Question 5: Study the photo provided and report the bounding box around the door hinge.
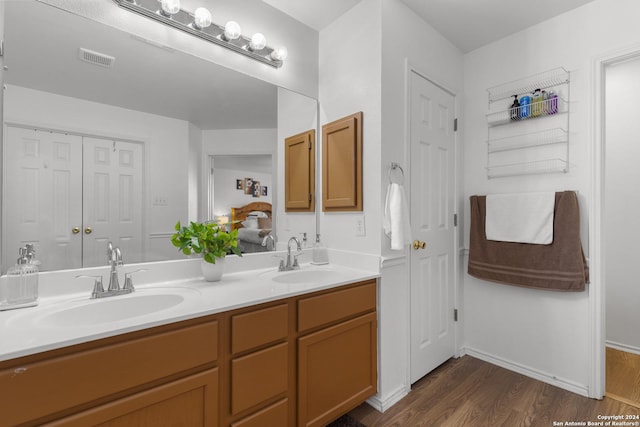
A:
[454,309,458,322]
[308,193,312,202]
[453,213,458,227]
[309,140,312,149]
[454,118,458,132]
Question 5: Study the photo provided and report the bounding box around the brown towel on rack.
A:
[468,191,588,291]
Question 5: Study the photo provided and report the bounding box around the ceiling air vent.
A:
[78,48,115,68]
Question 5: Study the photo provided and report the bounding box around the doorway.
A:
[409,70,457,383]
[603,55,640,407]
[2,125,144,272]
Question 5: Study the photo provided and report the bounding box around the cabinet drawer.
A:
[231,342,288,415]
[231,398,288,427]
[231,303,288,355]
[49,368,219,427]
[298,281,376,333]
[0,319,218,426]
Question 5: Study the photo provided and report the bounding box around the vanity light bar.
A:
[112,0,285,68]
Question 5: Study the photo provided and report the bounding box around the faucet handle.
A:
[272,255,286,271]
[76,275,104,299]
[123,269,147,292]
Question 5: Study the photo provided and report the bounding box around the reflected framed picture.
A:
[261,186,268,196]
[236,179,244,190]
[244,177,253,194]
[252,181,261,198]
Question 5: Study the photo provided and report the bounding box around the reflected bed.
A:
[231,201,273,253]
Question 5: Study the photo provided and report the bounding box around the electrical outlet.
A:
[153,196,168,206]
[355,214,366,237]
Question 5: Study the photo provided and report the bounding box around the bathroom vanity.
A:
[0,262,378,427]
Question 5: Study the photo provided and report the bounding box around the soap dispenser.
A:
[311,234,329,265]
[1,246,39,310]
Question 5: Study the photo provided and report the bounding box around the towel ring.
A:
[388,162,405,185]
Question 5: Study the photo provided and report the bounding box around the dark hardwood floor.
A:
[348,355,640,426]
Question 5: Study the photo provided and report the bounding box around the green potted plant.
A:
[171,221,242,281]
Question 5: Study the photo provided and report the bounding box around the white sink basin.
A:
[8,287,202,329]
[271,269,344,284]
[37,293,185,327]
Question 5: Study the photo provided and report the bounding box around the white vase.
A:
[201,257,225,282]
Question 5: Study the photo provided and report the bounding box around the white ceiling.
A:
[263,0,598,52]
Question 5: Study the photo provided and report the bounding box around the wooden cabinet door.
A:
[322,112,363,211]
[284,129,315,212]
[298,312,377,427]
[50,368,219,427]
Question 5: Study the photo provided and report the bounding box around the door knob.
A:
[72,227,80,234]
[84,227,93,234]
[413,240,426,250]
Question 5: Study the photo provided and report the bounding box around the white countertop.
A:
[0,262,379,362]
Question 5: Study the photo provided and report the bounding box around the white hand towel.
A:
[384,183,412,250]
[485,192,555,244]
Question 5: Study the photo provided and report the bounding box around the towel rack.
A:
[388,162,405,184]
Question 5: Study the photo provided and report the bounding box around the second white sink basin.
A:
[271,269,344,284]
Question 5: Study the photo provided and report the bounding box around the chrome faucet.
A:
[282,236,302,271]
[107,242,123,292]
[77,243,146,299]
[262,234,275,251]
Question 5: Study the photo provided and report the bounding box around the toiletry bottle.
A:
[531,89,542,117]
[509,95,520,121]
[311,234,329,265]
[519,94,531,118]
[24,244,40,305]
[2,247,39,310]
[541,90,548,114]
[548,90,558,114]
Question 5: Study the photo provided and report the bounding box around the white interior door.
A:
[3,126,83,272]
[409,71,456,383]
[82,137,143,267]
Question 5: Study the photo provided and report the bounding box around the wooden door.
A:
[321,112,363,211]
[284,129,315,212]
[82,137,143,267]
[2,126,82,272]
[297,312,377,427]
[409,71,456,383]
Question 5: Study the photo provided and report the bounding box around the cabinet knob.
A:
[84,227,93,234]
[72,227,80,234]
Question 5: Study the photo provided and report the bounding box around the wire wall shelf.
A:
[485,66,570,179]
[487,159,568,179]
[487,128,568,153]
[487,95,567,127]
[487,67,570,103]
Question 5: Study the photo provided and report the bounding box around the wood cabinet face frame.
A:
[322,112,363,211]
[284,129,316,212]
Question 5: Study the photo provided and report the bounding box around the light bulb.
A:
[193,7,212,29]
[223,21,241,41]
[270,46,288,61]
[249,33,266,51]
[160,0,180,16]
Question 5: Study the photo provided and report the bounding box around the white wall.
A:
[462,0,640,397]
[38,0,319,99]
[319,0,382,257]
[604,56,640,354]
[4,85,190,263]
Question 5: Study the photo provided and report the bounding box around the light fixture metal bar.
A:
[113,0,283,68]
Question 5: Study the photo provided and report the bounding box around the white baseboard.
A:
[606,340,640,356]
[366,384,410,413]
[464,347,590,397]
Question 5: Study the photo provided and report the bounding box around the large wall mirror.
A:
[1,1,318,273]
